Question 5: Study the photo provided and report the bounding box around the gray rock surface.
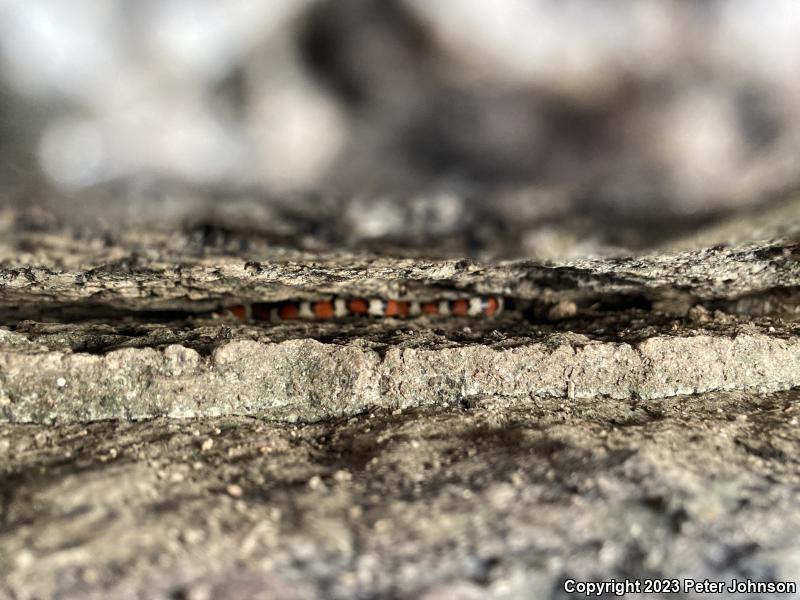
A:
[1,324,800,425]
[2,392,799,599]
[2,205,799,309]
[4,4,800,594]
[1,214,799,598]
[0,215,798,425]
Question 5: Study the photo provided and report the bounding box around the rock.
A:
[1,393,798,599]
[1,211,799,598]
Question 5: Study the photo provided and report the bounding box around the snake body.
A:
[217,296,504,322]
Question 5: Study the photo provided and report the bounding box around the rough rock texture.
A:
[2,324,800,425]
[1,212,799,598]
[5,4,800,594]
[2,205,800,310]
[2,393,799,599]
[1,214,799,424]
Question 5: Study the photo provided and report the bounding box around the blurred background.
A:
[1,0,800,258]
